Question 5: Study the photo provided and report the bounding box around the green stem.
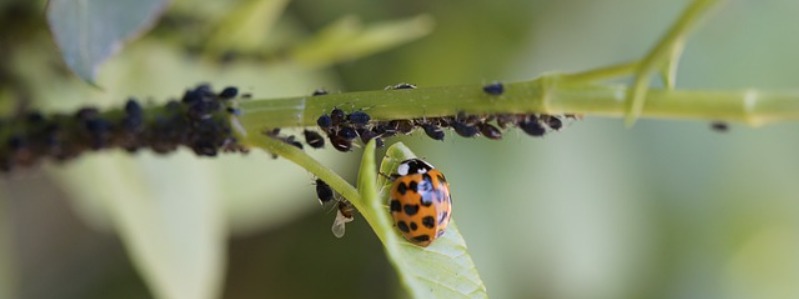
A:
[237,76,799,129]
[625,0,721,125]
[244,133,394,230]
[558,61,638,82]
[244,133,361,204]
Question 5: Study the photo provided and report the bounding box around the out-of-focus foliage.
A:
[47,0,170,83]
[3,0,799,299]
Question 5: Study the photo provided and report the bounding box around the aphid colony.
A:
[291,109,569,153]
[0,84,245,171]
[264,82,574,153]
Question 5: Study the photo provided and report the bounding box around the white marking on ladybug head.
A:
[397,162,411,176]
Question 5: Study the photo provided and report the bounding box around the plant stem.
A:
[625,0,721,125]
[236,76,799,129]
[244,131,387,240]
[559,61,638,82]
[244,133,361,206]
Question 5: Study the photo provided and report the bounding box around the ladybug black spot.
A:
[435,190,446,203]
[390,199,402,212]
[397,221,410,233]
[412,235,431,243]
[397,182,408,195]
[403,204,420,216]
[422,173,433,185]
[407,181,418,193]
[421,216,435,229]
[420,194,434,207]
[410,222,418,231]
[439,211,448,224]
[436,174,447,183]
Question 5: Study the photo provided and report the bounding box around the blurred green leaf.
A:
[46,0,169,84]
[205,0,291,54]
[14,36,337,299]
[291,14,434,68]
[49,152,226,299]
[359,142,487,299]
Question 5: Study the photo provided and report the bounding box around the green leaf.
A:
[205,0,291,54]
[290,14,434,68]
[359,142,488,299]
[46,0,169,84]
[48,152,226,299]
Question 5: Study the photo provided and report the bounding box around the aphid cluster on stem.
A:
[266,85,578,154]
[312,106,381,152]
[0,84,247,172]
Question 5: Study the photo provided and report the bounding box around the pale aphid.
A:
[331,200,354,238]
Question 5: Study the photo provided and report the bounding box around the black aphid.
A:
[347,111,371,126]
[303,130,325,148]
[519,116,546,137]
[478,123,502,140]
[422,124,445,141]
[317,114,332,131]
[338,127,358,140]
[315,178,334,205]
[452,121,478,138]
[330,108,346,125]
[483,81,504,95]
[218,87,239,99]
[312,88,329,96]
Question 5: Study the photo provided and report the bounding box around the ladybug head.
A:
[396,158,435,176]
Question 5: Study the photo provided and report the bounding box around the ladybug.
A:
[388,158,452,247]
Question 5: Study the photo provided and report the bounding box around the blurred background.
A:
[2,0,799,298]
